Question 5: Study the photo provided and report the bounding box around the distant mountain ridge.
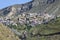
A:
[0,0,56,17]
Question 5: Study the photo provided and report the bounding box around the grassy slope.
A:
[30,17,60,35]
[0,23,20,40]
[28,17,60,40]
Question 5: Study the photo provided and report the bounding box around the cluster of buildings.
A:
[18,12,55,26]
[0,17,17,26]
[0,12,55,26]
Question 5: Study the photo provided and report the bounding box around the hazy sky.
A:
[0,0,32,9]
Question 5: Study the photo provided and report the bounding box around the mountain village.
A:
[0,12,56,26]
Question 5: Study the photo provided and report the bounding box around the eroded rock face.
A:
[0,0,56,17]
[0,0,33,17]
[0,6,12,16]
[47,0,55,4]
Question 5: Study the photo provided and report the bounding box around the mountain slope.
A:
[0,0,60,40]
[0,0,57,17]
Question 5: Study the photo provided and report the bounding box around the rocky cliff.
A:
[0,0,57,17]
